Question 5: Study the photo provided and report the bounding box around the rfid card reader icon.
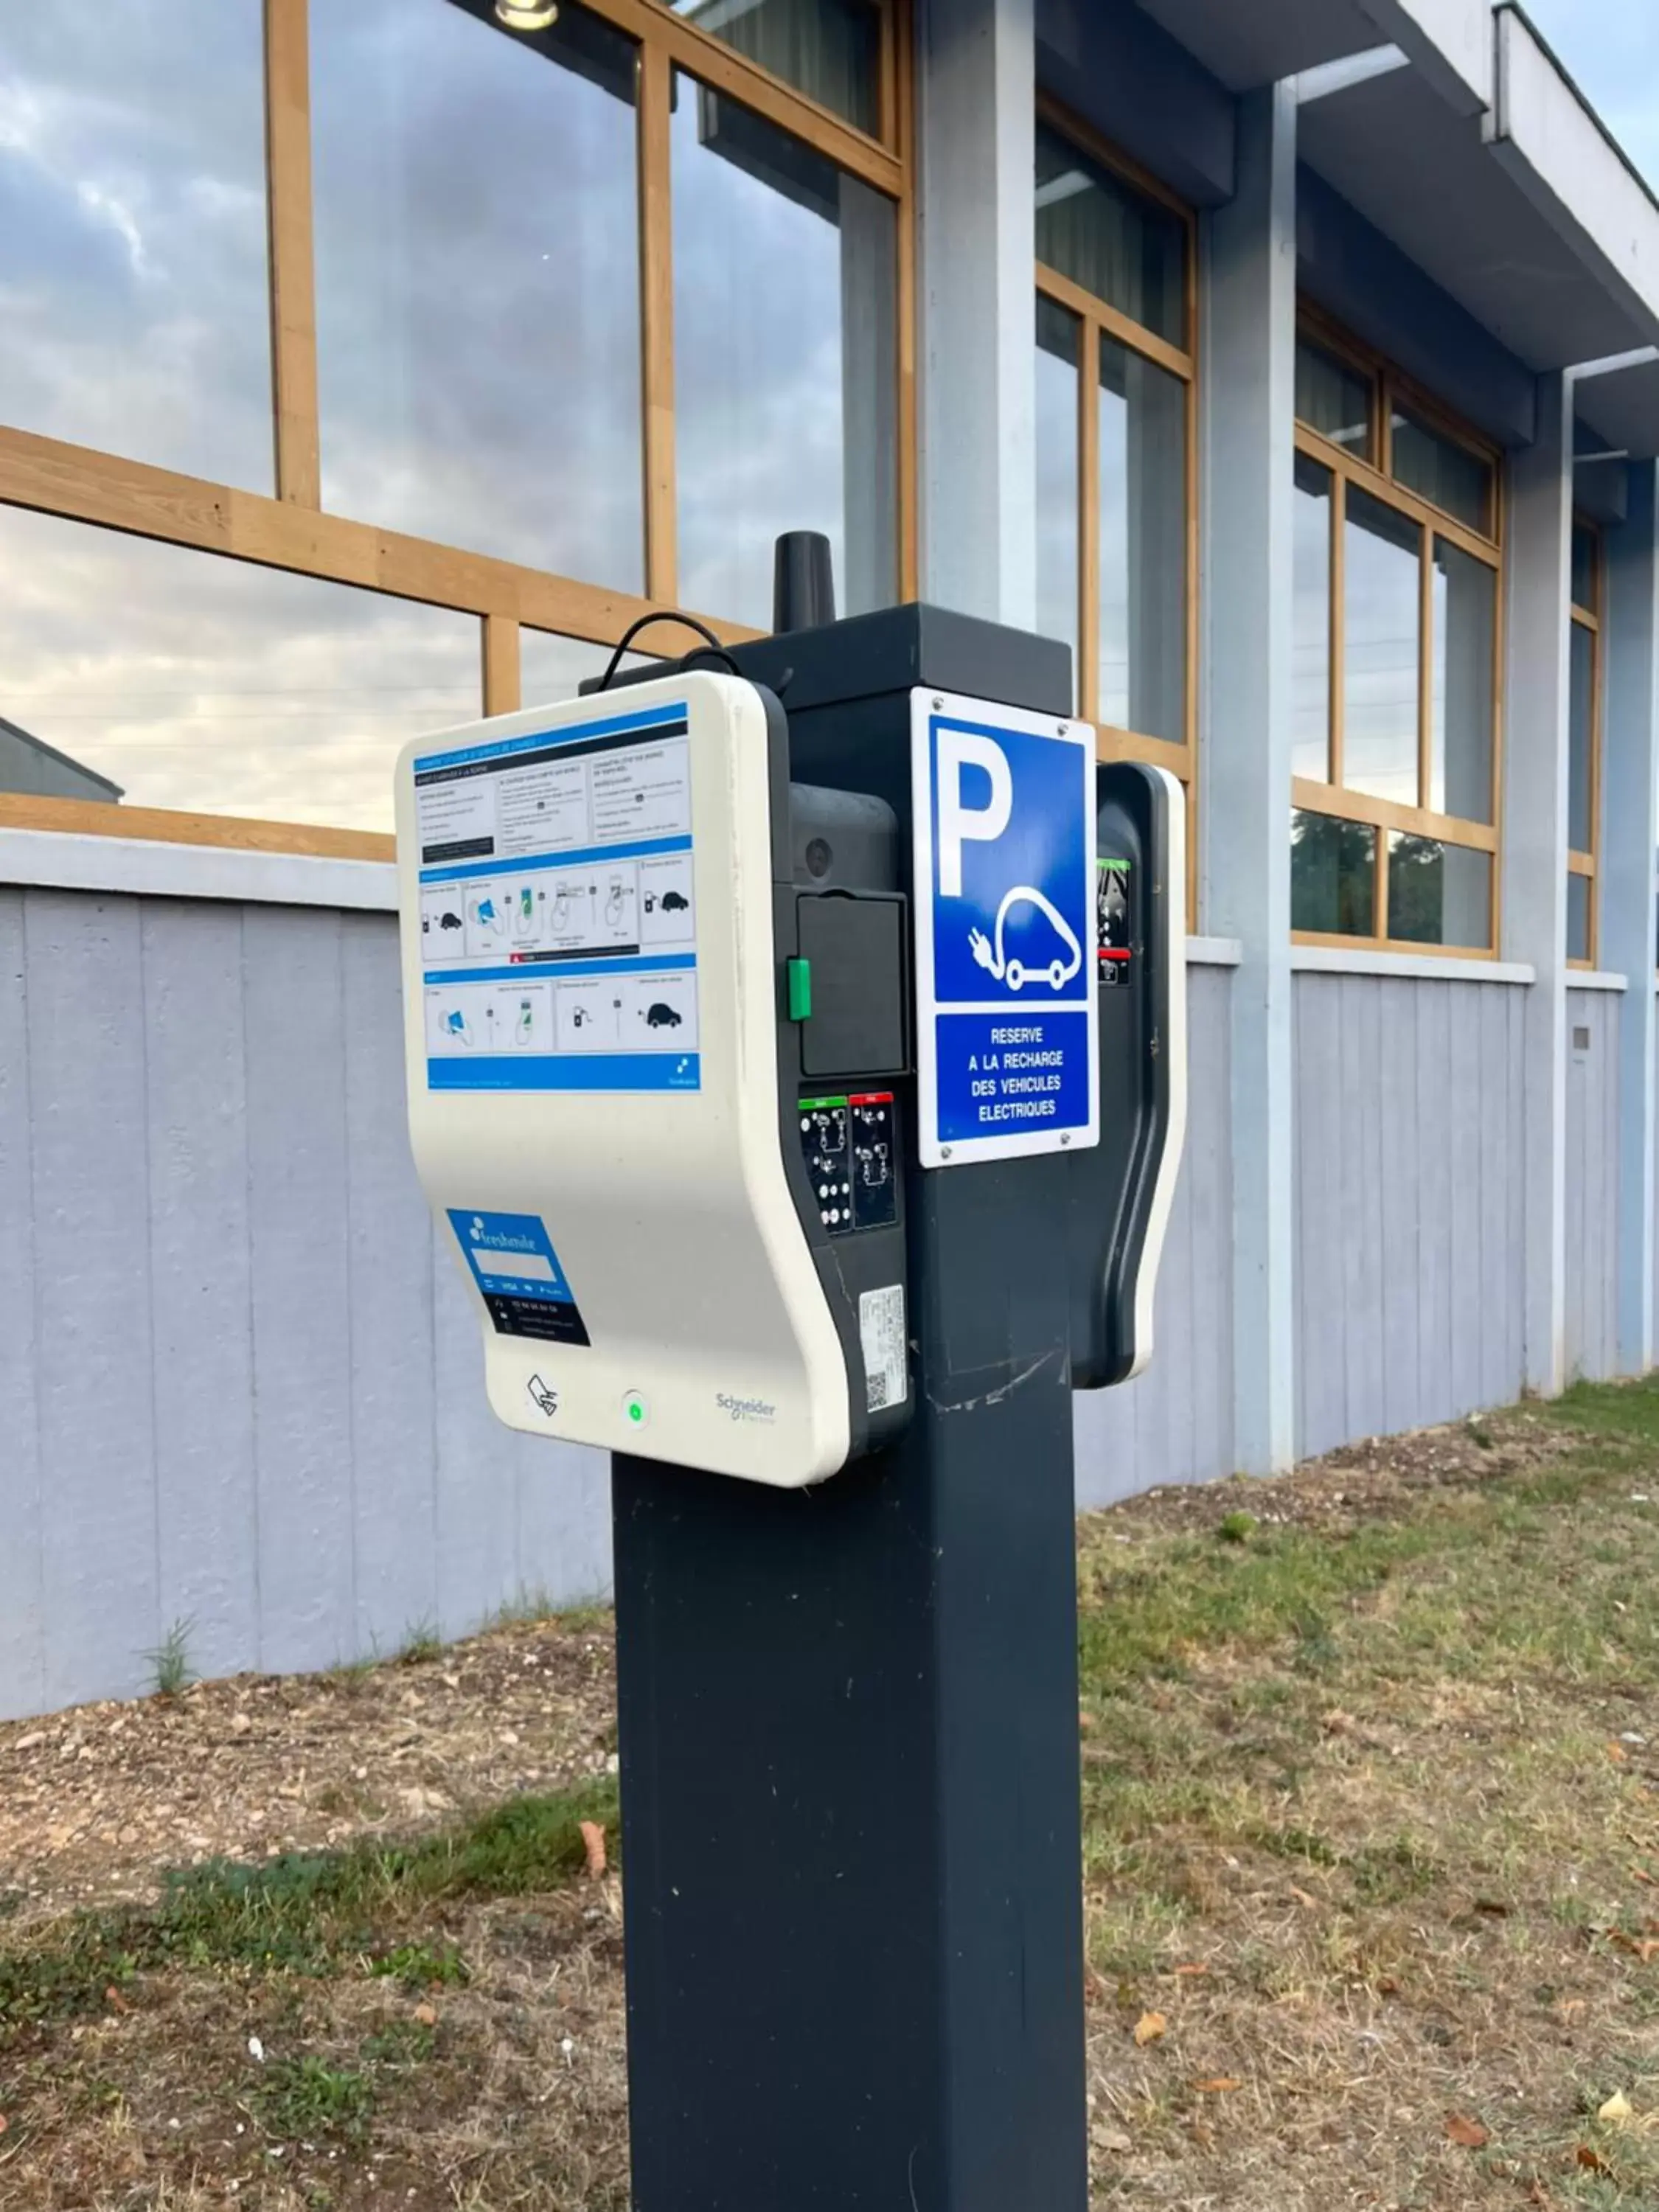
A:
[968,886,1083,994]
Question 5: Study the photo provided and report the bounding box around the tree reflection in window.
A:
[1290,810,1374,937]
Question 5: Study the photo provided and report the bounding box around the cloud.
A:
[0,502,480,830]
[0,0,898,827]
[0,4,273,487]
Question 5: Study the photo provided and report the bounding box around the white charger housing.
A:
[394,671,853,1486]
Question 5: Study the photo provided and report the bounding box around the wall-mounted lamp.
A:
[495,0,557,27]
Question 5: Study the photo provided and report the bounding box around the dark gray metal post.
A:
[612,607,1089,2211]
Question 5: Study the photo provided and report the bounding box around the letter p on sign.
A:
[936,731,1012,897]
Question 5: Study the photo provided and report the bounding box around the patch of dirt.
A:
[1102,1403,1580,1543]
[4,1400,1657,2211]
[0,1615,616,1924]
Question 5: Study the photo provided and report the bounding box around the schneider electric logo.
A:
[715,1391,777,1425]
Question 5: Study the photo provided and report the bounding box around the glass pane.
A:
[1387,835,1492,949]
[1391,406,1492,535]
[1034,296,1081,706]
[1295,338,1371,458]
[1344,487,1422,805]
[0,507,479,829]
[1572,521,1599,616]
[1097,336,1186,743]
[1569,620,1596,856]
[1568,871,1592,964]
[521,630,658,706]
[673,74,897,628]
[313,0,643,586]
[670,0,880,136]
[1429,538,1495,824]
[1291,810,1375,937]
[1293,456,1333,782]
[1034,125,1186,347]
[0,1,271,488]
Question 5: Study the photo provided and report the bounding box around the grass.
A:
[10,1380,1659,2208]
[1072,1376,1659,2205]
[142,1616,197,1700]
[0,1778,617,2036]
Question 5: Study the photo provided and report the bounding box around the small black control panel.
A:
[800,1097,852,1232]
[1096,855,1133,989]
[799,1092,899,1236]
[849,1093,898,1228]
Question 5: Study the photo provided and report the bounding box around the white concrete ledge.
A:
[1292,944,1536,985]
[0,830,398,913]
[1489,5,1659,341]
[1186,936,1242,967]
[1565,970,1630,993]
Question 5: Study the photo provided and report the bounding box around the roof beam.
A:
[1295,45,1407,105]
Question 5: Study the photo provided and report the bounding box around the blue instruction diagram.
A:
[910,691,1100,1168]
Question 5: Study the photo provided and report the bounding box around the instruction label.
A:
[414,702,700,1093]
[859,1283,908,1413]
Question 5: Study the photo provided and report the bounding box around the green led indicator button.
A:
[787,956,813,1022]
[622,1390,647,1427]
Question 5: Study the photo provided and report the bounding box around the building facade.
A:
[3,0,1659,1714]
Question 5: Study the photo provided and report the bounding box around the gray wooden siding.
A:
[0,887,611,1724]
[1074,962,1234,1506]
[1293,973,1526,1458]
[1564,987,1621,1384]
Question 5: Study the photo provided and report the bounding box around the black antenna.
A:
[772,531,836,634]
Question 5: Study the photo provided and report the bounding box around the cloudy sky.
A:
[0,0,883,830]
[3,3,1658,833]
[1522,2,1659,189]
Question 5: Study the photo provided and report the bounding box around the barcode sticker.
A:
[860,1283,908,1413]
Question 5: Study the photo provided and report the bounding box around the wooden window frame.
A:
[0,0,918,852]
[1568,517,1603,970]
[1292,302,1505,959]
[1034,93,1199,914]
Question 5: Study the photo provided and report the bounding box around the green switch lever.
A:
[787,957,813,1022]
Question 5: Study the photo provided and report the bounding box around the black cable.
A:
[597,613,741,689]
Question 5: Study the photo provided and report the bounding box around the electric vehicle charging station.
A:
[394,540,1185,2212]
[397,673,909,1488]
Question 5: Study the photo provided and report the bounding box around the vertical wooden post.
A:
[1418,519,1434,819]
[482,615,521,719]
[1077,316,1100,726]
[265,0,322,508]
[894,0,919,604]
[1329,473,1347,790]
[639,46,678,607]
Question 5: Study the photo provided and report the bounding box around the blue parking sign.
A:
[911,690,1100,1168]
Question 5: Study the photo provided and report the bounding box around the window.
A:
[671,74,897,628]
[0,0,913,834]
[1032,105,1195,890]
[0,505,479,831]
[1568,519,1602,967]
[669,0,886,136]
[1291,310,1502,953]
[312,0,645,585]
[0,1,272,490]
